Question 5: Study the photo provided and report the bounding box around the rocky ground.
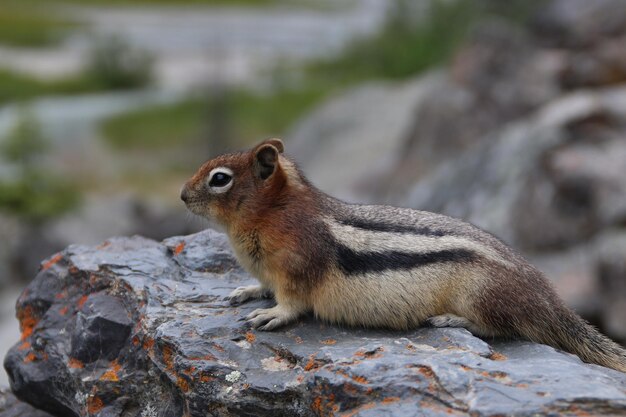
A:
[4,230,626,417]
[0,388,53,417]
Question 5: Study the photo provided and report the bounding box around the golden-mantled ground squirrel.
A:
[181,138,626,373]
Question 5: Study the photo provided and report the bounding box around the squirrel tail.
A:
[528,306,626,373]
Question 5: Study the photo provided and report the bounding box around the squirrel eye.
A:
[209,172,232,187]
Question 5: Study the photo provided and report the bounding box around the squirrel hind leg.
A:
[426,314,496,338]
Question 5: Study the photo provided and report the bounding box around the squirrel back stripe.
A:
[336,217,448,237]
[324,216,513,268]
[335,245,477,275]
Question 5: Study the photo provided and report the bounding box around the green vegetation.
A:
[59,0,276,5]
[102,100,204,149]
[86,36,154,90]
[0,110,79,223]
[0,37,152,105]
[0,70,95,106]
[308,0,545,83]
[0,6,77,47]
[98,0,547,151]
[101,87,326,150]
[308,1,477,83]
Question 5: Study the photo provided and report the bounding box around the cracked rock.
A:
[3,229,626,417]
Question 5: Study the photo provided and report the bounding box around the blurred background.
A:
[1,0,626,386]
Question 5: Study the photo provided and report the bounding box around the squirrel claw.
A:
[227,285,262,305]
[246,305,297,331]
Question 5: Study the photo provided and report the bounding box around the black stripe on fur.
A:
[337,218,447,236]
[336,245,477,275]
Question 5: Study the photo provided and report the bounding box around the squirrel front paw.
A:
[246,305,299,331]
[226,285,271,305]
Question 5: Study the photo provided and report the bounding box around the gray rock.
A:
[70,293,133,363]
[288,72,446,203]
[0,388,54,417]
[529,230,626,343]
[595,232,626,341]
[3,193,203,285]
[0,216,21,289]
[560,35,626,89]
[532,0,626,48]
[400,87,626,251]
[4,230,626,417]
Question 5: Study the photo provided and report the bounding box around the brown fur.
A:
[183,140,330,306]
[182,138,626,373]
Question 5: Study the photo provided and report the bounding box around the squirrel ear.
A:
[254,144,280,180]
[263,138,284,153]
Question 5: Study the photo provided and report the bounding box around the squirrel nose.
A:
[180,186,190,203]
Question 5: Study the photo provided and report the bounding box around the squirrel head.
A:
[181,138,288,225]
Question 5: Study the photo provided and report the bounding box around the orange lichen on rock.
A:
[188,354,217,361]
[311,395,338,417]
[23,352,37,363]
[68,358,84,369]
[100,370,119,382]
[162,346,175,372]
[110,360,122,372]
[311,393,338,416]
[18,305,39,341]
[381,397,400,404]
[59,306,69,316]
[340,402,376,417]
[100,360,122,381]
[174,242,185,256]
[320,339,337,345]
[417,366,435,379]
[489,352,508,361]
[143,337,155,351]
[354,347,384,359]
[18,341,30,351]
[245,332,256,343]
[312,397,323,414]
[77,295,89,309]
[303,355,323,372]
[342,382,358,395]
[87,396,104,414]
[41,253,63,271]
[211,343,225,352]
[182,366,196,376]
[351,375,369,384]
[177,376,190,392]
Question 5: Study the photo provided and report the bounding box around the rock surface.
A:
[4,230,626,417]
[399,87,626,251]
[288,72,446,203]
[0,388,54,417]
[3,193,203,287]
